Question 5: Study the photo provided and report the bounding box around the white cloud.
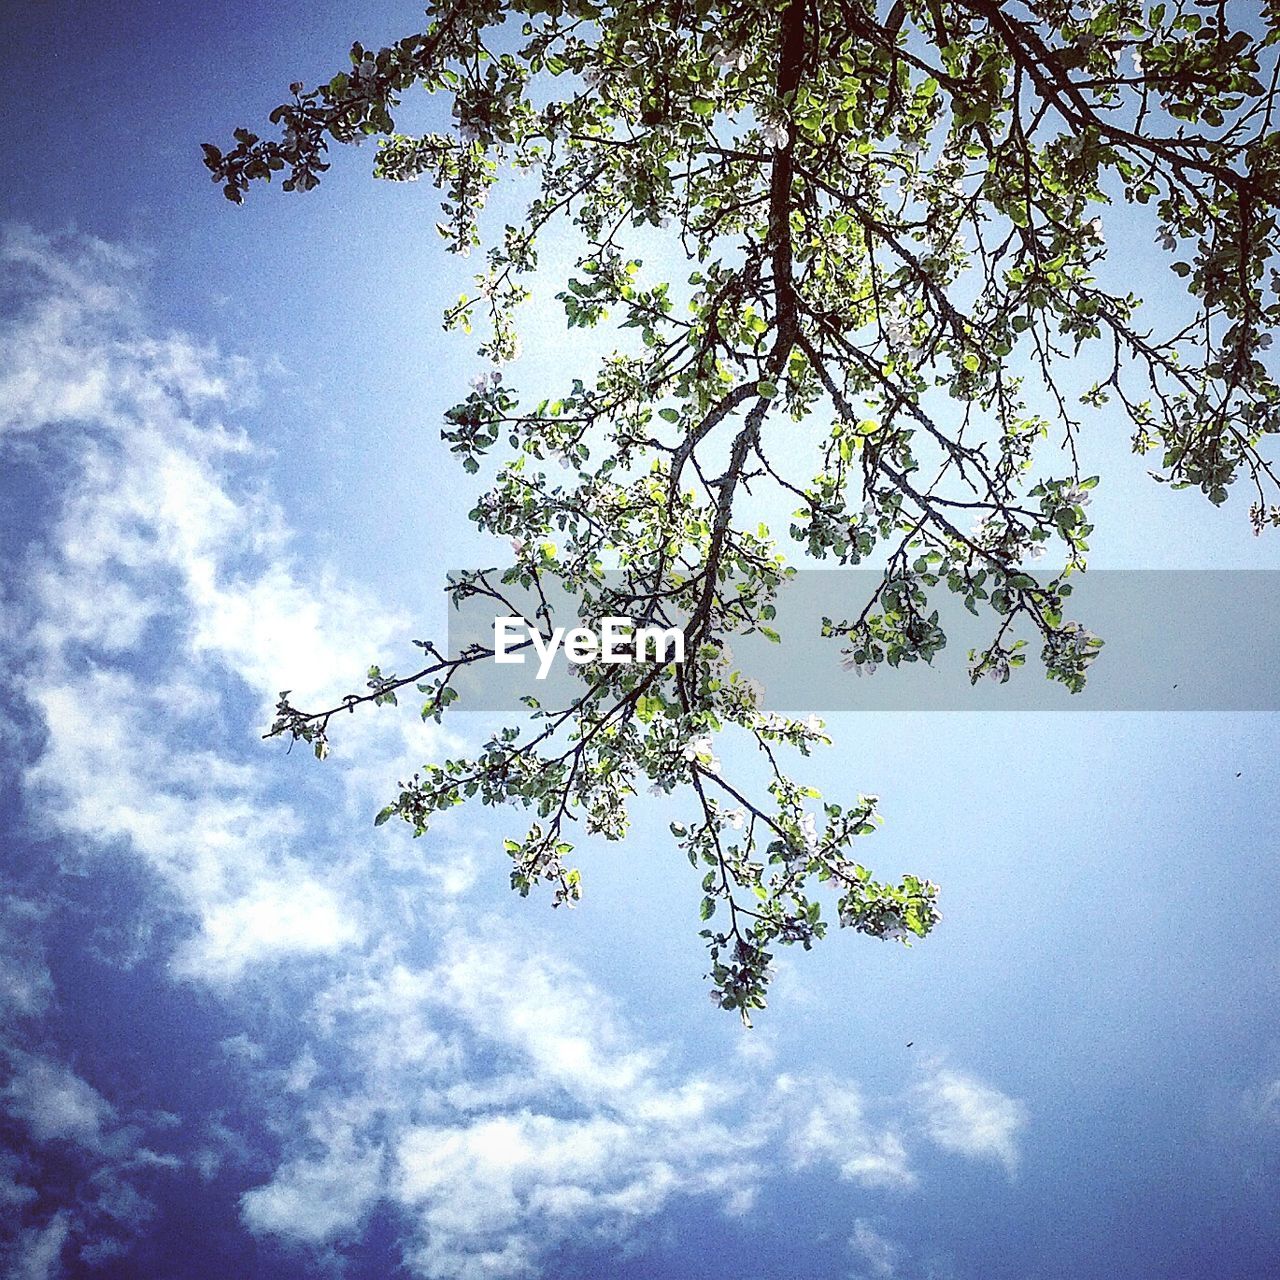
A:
[0,224,418,1270]
[2,1055,115,1149]
[783,1074,916,1190]
[0,1153,38,1211]
[0,1043,178,1275]
[1247,1077,1280,1125]
[174,870,365,981]
[426,928,661,1106]
[0,897,54,1026]
[1,226,452,988]
[849,1218,900,1279]
[4,1211,70,1280]
[241,925,763,1276]
[917,1067,1026,1175]
[240,1127,384,1245]
[191,1117,258,1183]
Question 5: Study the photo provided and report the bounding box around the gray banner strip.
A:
[443,570,1280,711]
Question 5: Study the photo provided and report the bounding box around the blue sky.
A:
[2,2,1280,1278]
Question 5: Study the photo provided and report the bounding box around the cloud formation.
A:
[916,1067,1027,1175]
[849,1218,901,1279]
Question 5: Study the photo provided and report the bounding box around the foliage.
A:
[209,0,1280,1019]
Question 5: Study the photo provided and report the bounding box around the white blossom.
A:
[798,811,820,854]
[682,735,720,772]
[710,40,750,71]
[759,118,789,149]
[884,314,912,347]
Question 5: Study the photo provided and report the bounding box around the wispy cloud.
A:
[784,1074,916,1190]
[240,923,764,1276]
[916,1066,1027,1175]
[4,1212,71,1280]
[848,1218,901,1279]
[2,224,432,986]
[0,897,53,1026]
[0,1040,182,1278]
[2,1055,116,1148]
[240,1125,385,1246]
[0,222,416,1272]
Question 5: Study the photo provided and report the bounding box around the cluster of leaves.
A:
[216,0,1280,1018]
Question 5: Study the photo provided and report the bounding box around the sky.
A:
[1,2,1280,1278]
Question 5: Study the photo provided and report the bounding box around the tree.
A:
[206,0,1280,1020]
